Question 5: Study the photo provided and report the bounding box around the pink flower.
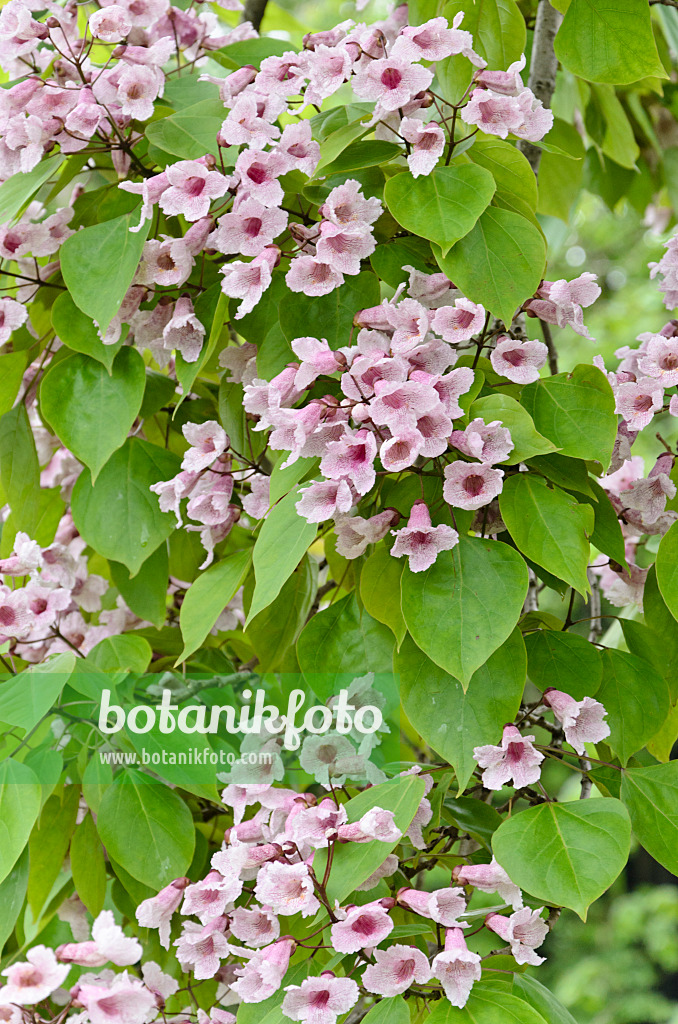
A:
[391,500,458,573]
[0,586,32,640]
[443,461,504,511]
[321,179,383,227]
[1,946,69,1004]
[338,806,402,844]
[235,149,286,208]
[162,296,205,362]
[89,5,131,41]
[0,531,42,575]
[379,431,424,472]
[181,869,241,924]
[386,298,432,353]
[115,64,163,121]
[490,336,547,383]
[211,198,287,258]
[525,272,601,339]
[411,367,474,419]
[135,877,189,949]
[334,510,397,558]
[159,160,230,222]
[473,724,544,790]
[393,14,485,64]
[485,907,548,966]
[149,470,199,526]
[615,378,664,430]
[229,906,280,948]
[304,45,353,107]
[362,944,431,996]
[320,428,377,495]
[256,51,306,95]
[282,974,359,1024]
[461,90,523,138]
[330,900,394,953]
[452,857,523,910]
[286,255,344,296]
[120,171,169,233]
[400,116,445,177]
[543,689,611,755]
[254,862,320,918]
[75,972,157,1024]
[181,420,228,472]
[451,418,514,464]
[296,478,353,523]
[220,246,280,318]
[141,962,178,1002]
[0,296,27,344]
[431,928,482,1008]
[398,886,467,927]
[353,57,433,113]
[175,917,231,980]
[371,379,440,432]
[56,911,141,967]
[220,93,281,150]
[637,334,678,385]
[230,938,295,1003]
[278,121,320,176]
[242,474,271,520]
[315,221,376,275]
[291,336,345,389]
[431,298,485,344]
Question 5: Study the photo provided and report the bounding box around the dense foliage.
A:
[0,0,677,1021]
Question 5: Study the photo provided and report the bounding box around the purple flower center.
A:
[243,217,263,238]
[634,394,654,412]
[463,474,485,497]
[381,67,403,90]
[0,605,15,626]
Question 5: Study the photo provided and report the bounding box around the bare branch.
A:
[518,0,563,177]
[242,0,268,32]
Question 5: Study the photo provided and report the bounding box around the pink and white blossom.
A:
[473,724,544,790]
[431,928,482,1008]
[391,500,458,573]
[443,461,504,511]
[485,907,548,966]
[543,689,611,755]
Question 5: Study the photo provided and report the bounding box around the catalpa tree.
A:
[0,0,675,1022]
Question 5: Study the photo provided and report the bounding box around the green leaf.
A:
[656,520,678,625]
[621,762,678,875]
[318,775,426,904]
[0,350,28,418]
[554,0,667,84]
[398,629,526,793]
[643,565,678,701]
[370,237,432,288]
[359,996,409,1024]
[435,207,546,325]
[297,593,395,701]
[60,213,151,334]
[401,536,528,686]
[217,36,290,68]
[245,556,316,672]
[384,166,496,255]
[279,271,380,351]
[520,364,617,469]
[27,786,80,917]
[269,454,320,505]
[0,845,28,954]
[52,291,125,371]
[87,634,152,675]
[499,475,594,595]
[513,972,586,1024]
[176,286,228,400]
[0,759,42,885]
[71,811,107,917]
[444,797,503,850]
[96,769,195,889]
[71,437,181,576]
[321,140,402,176]
[179,548,253,662]
[125,716,219,802]
[597,649,670,765]
[0,153,64,223]
[493,798,631,919]
[470,395,558,464]
[360,547,407,647]
[41,348,146,481]
[426,987,549,1024]
[525,452,596,499]
[0,404,39,531]
[443,0,526,69]
[581,477,627,566]
[247,488,317,622]
[218,380,247,457]
[145,100,226,160]
[525,630,603,699]
[110,544,169,630]
[0,654,75,731]
[467,137,538,223]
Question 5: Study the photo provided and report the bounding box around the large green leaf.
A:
[27,786,80,917]
[500,474,594,595]
[656,520,678,625]
[470,395,558,464]
[52,292,125,372]
[398,629,526,793]
[359,997,409,1024]
[0,404,40,531]
[41,348,146,481]
[245,556,316,672]
[317,775,426,904]
[554,0,667,84]
[513,972,586,1024]
[71,437,180,576]
[60,213,151,334]
[621,762,678,875]
[279,271,380,351]
[644,565,678,701]
[247,488,317,622]
[0,846,28,954]
[520,364,617,469]
[384,166,496,255]
[467,136,537,224]
[145,99,226,160]
[444,0,526,69]
[110,544,169,630]
[96,769,195,889]
[435,208,546,326]
[0,759,42,885]
[0,653,75,731]
[179,548,253,661]
[0,153,64,222]
[493,798,631,919]
[426,986,549,1024]
[71,812,107,917]
[525,630,603,699]
[401,536,528,686]
[359,547,406,647]
[296,593,395,701]
[597,649,670,765]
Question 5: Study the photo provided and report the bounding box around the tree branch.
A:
[242,0,268,31]
[518,0,563,177]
